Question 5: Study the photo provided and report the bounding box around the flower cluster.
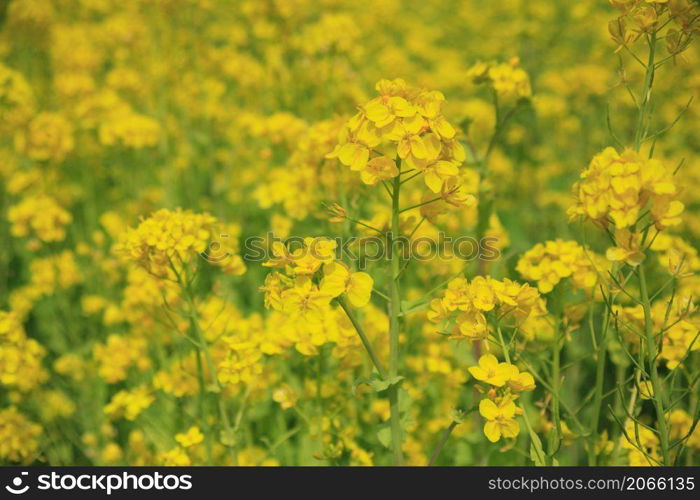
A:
[427,275,546,341]
[468,58,532,101]
[263,238,373,310]
[261,237,375,355]
[0,311,48,392]
[569,147,684,231]
[8,194,72,244]
[609,0,699,56]
[93,334,150,383]
[98,110,161,149]
[116,209,217,277]
[0,406,42,464]
[104,385,154,421]
[0,0,697,467]
[327,78,468,197]
[14,112,74,162]
[0,63,35,132]
[568,147,684,264]
[516,239,609,293]
[116,208,245,278]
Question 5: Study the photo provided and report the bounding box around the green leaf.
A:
[377,425,392,448]
[354,373,405,393]
[529,442,546,466]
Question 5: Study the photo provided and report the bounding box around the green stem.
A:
[588,311,610,465]
[548,324,562,463]
[629,30,670,465]
[428,421,457,466]
[639,265,670,465]
[338,298,387,377]
[181,280,238,464]
[194,349,213,462]
[497,325,510,364]
[388,173,404,465]
[634,32,657,150]
[686,356,698,466]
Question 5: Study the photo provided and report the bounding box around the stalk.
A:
[686,355,698,465]
[639,265,670,464]
[633,32,656,151]
[428,421,457,466]
[338,298,387,377]
[588,310,611,465]
[548,325,562,462]
[181,279,238,464]
[631,30,670,465]
[194,349,213,462]
[388,173,404,465]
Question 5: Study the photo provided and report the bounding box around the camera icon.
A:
[5,472,29,495]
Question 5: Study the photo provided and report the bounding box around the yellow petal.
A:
[479,354,499,370]
[479,398,498,420]
[320,262,349,297]
[347,272,373,307]
[484,421,501,442]
[501,419,520,439]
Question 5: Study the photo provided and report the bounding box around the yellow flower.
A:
[331,141,369,171]
[175,427,204,448]
[506,365,536,392]
[517,239,609,293]
[280,279,332,324]
[237,446,279,466]
[426,298,450,322]
[479,398,520,443]
[8,194,72,244]
[456,310,488,341]
[470,276,496,311]
[93,334,150,383]
[0,406,42,463]
[159,447,191,466]
[569,148,684,250]
[329,78,465,200]
[469,59,532,101]
[98,110,161,149]
[0,310,48,391]
[321,262,374,307]
[14,112,74,162]
[272,384,298,410]
[424,161,460,193]
[0,63,35,132]
[100,443,123,464]
[115,208,220,278]
[104,385,154,421]
[360,156,399,185]
[432,275,545,341]
[468,354,512,387]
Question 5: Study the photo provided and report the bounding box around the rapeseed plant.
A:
[0,0,698,467]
